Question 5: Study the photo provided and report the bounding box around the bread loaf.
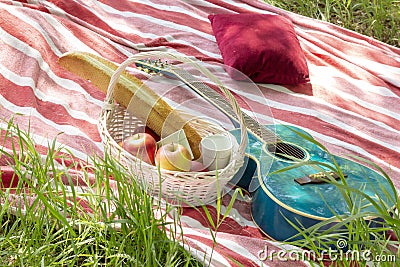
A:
[58,52,202,159]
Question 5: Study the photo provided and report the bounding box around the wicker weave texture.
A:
[99,52,247,206]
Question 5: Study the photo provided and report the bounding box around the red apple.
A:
[122,133,157,165]
[155,143,191,172]
[132,126,160,142]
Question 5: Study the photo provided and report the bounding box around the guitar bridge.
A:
[295,171,347,185]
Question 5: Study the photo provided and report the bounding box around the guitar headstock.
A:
[135,59,176,77]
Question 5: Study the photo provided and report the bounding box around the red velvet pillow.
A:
[209,13,310,85]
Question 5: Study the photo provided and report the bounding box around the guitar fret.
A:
[191,82,237,117]
[174,69,278,143]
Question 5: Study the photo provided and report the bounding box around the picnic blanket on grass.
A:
[1,0,399,266]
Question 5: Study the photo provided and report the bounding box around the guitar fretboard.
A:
[173,68,279,144]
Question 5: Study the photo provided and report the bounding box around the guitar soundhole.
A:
[267,142,306,161]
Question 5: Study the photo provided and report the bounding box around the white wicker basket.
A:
[98,52,248,206]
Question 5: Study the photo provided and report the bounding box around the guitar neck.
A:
[172,68,278,143]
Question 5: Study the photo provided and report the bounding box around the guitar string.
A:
[137,60,305,160]
[174,69,306,160]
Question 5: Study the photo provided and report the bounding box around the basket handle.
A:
[105,51,248,156]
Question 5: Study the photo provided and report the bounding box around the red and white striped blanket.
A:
[1,0,399,266]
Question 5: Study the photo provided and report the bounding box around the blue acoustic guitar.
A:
[135,59,396,242]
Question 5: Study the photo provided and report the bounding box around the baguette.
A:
[58,52,202,159]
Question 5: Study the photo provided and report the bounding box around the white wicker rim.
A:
[98,51,248,206]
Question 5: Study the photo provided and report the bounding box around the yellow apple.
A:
[155,143,191,171]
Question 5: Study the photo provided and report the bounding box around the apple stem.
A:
[171,142,176,152]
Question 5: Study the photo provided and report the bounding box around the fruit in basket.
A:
[155,143,191,172]
[122,133,157,165]
[132,126,160,142]
[58,52,203,159]
[190,160,208,172]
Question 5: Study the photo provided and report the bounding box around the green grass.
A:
[0,2,399,261]
[265,0,400,47]
[0,121,202,266]
[1,115,399,266]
